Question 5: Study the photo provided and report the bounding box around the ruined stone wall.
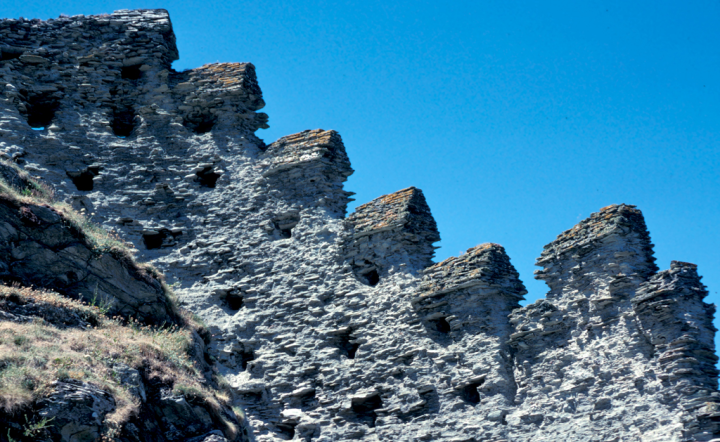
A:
[345,187,439,285]
[0,9,718,442]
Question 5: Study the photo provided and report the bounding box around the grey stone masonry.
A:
[345,186,440,285]
[0,9,717,442]
[534,203,659,294]
[634,261,720,440]
[260,129,354,218]
[508,205,719,442]
[412,243,527,426]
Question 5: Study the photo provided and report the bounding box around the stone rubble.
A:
[0,9,718,442]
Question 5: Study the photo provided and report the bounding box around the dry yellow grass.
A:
[0,283,102,325]
[0,284,228,433]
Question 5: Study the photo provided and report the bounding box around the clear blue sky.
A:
[3,2,719,319]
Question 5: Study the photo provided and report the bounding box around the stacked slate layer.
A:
[411,244,528,427]
[345,187,440,284]
[0,9,717,442]
[507,205,719,442]
[260,129,354,218]
[634,261,720,438]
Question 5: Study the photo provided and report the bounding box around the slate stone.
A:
[0,9,716,442]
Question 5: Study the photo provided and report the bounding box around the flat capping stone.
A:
[182,62,265,110]
[142,228,181,249]
[272,213,300,239]
[348,186,440,242]
[457,377,485,404]
[536,203,658,271]
[262,129,353,177]
[416,243,526,300]
[670,260,697,270]
[349,392,383,427]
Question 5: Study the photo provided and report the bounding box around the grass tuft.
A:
[0,284,228,431]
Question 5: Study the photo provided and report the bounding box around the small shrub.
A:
[89,285,114,316]
[23,415,54,438]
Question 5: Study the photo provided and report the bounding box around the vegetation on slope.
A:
[0,284,243,440]
[0,160,180,324]
[0,162,246,441]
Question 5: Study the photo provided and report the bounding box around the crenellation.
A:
[506,206,719,442]
[633,261,720,440]
[413,243,526,409]
[345,186,440,285]
[0,9,716,442]
[534,204,658,301]
[0,9,273,283]
[417,243,527,299]
[170,62,268,135]
[260,129,353,217]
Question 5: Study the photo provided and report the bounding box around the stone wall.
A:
[634,261,720,439]
[345,187,440,285]
[507,205,719,441]
[260,129,354,218]
[0,9,718,442]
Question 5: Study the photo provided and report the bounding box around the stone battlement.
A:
[345,186,440,284]
[0,9,716,442]
[413,242,525,352]
[0,9,177,68]
[534,203,659,295]
[261,129,352,176]
[417,243,527,299]
[634,261,719,384]
[260,129,354,216]
[349,186,438,238]
[537,204,656,265]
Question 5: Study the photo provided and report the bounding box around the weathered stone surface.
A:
[0,9,717,442]
[0,193,176,325]
[261,128,354,217]
[35,380,116,442]
[634,261,720,441]
[507,205,718,442]
[187,432,229,442]
[346,186,440,284]
[112,363,147,403]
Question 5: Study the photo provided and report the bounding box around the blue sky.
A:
[3,2,719,320]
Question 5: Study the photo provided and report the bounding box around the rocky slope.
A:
[0,9,718,442]
[0,162,250,441]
